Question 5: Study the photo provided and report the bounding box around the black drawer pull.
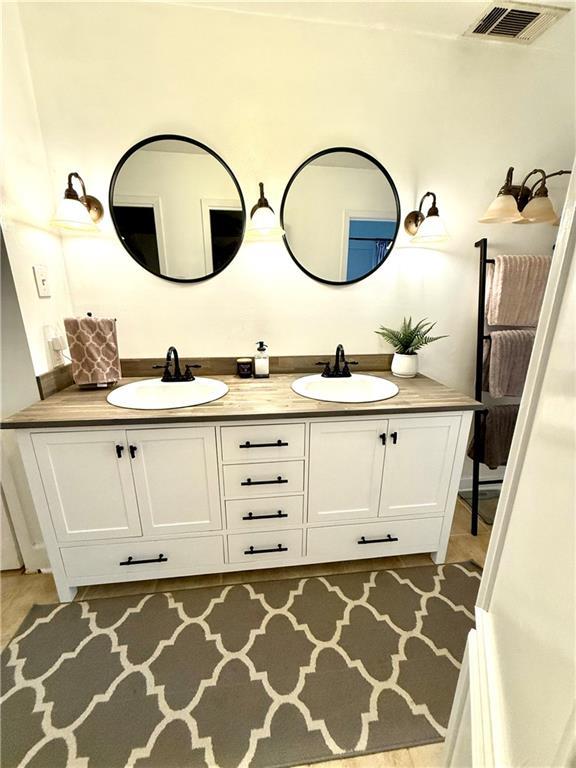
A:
[242,510,288,521]
[240,440,289,449]
[119,554,168,566]
[241,476,288,486]
[244,544,288,555]
[129,444,138,459]
[390,432,398,445]
[115,444,124,458]
[358,535,399,545]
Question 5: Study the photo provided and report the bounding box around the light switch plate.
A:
[33,265,51,297]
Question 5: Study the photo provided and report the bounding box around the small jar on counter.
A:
[236,358,253,378]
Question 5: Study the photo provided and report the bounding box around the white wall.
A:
[114,149,241,279]
[284,164,397,281]
[1,3,74,375]
[6,2,575,399]
[1,239,49,570]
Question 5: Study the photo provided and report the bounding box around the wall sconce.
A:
[245,182,284,240]
[479,167,571,225]
[404,191,449,244]
[51,172,104,231]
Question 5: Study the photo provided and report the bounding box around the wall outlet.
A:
[33,265,51,297]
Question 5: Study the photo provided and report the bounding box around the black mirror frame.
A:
[109,134,246,284]
[280,147,401,286]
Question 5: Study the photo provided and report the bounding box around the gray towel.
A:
[482,337,491,393]
[467,404,519,470]
[484,330,535,398]
[486,255,551,327]
[64,316,121,387]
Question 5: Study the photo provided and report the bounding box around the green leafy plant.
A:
[375,317,447,356]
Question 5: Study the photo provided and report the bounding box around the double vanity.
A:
[4,355,480,602]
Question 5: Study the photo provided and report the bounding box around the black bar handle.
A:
[379,433,386,445]
[119,554,168,566]
[115,444,124,458]
[390,432,398,445]
[129,445,138,459]
[240,440,289,449]
[358,534,399,545]
[242,510,288,521]
[241,476,288,486]
[244,544,288,555]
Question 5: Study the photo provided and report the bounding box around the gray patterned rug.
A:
[1,562,480,768]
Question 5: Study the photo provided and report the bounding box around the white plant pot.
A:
[391,353,418,378]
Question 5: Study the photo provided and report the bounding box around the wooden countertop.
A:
[2,372,482,429]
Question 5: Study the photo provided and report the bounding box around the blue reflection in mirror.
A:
[346,218,396,281]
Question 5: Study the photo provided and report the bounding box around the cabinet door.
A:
[379,415,461,518]
[308,420,388,523]
[33,431,141,542]
[127,427,221,535]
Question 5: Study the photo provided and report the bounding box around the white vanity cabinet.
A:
[33,430,142,542]
[379,415,461,517]
[308,415,461,522]
[33,426,221,543]
[308,420,388,523]
[18,409,473,602]
[127,426,221,535]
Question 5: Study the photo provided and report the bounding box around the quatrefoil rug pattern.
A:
[1,562,480,768]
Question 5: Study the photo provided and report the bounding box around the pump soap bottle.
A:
[254,341,269,378]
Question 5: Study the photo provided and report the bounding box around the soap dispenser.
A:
[254,341,269,378]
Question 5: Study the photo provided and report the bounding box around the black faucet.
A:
[316,345,358,378]
[153,346,201,382]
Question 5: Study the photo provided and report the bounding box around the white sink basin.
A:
[291,373,399,403]
[107,377,228,410]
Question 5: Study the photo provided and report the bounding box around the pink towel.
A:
[484,330,535,398]
[64,316,121,387]
[486,255,551,327]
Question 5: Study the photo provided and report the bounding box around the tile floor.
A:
[1,500,490,768]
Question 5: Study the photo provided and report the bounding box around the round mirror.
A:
[281,148,400,285]
[109,135,245,282]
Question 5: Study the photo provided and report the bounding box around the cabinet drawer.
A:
[223,461,305,498]
[307,517,443,561]
[61,536,224,580]
[226,496,304,530]
[227,529,303,563]
[221,423,305,462]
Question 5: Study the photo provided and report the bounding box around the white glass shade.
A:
[251,206,276,231]
[245,205,285,240]
[478,194,523,224]
[518,195,557,224]
[411,214,449,244]
[51,197,96,231]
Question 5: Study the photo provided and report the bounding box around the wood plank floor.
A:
[0,500,490,768]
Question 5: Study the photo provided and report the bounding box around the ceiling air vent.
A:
[464,2,570,44]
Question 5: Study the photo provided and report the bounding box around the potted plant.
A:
[375,317,447,378]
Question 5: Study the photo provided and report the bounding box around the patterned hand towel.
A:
[64,316,121,387]
[467,404,519,470]
[486,255,551,327]
[485,330,535,398]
